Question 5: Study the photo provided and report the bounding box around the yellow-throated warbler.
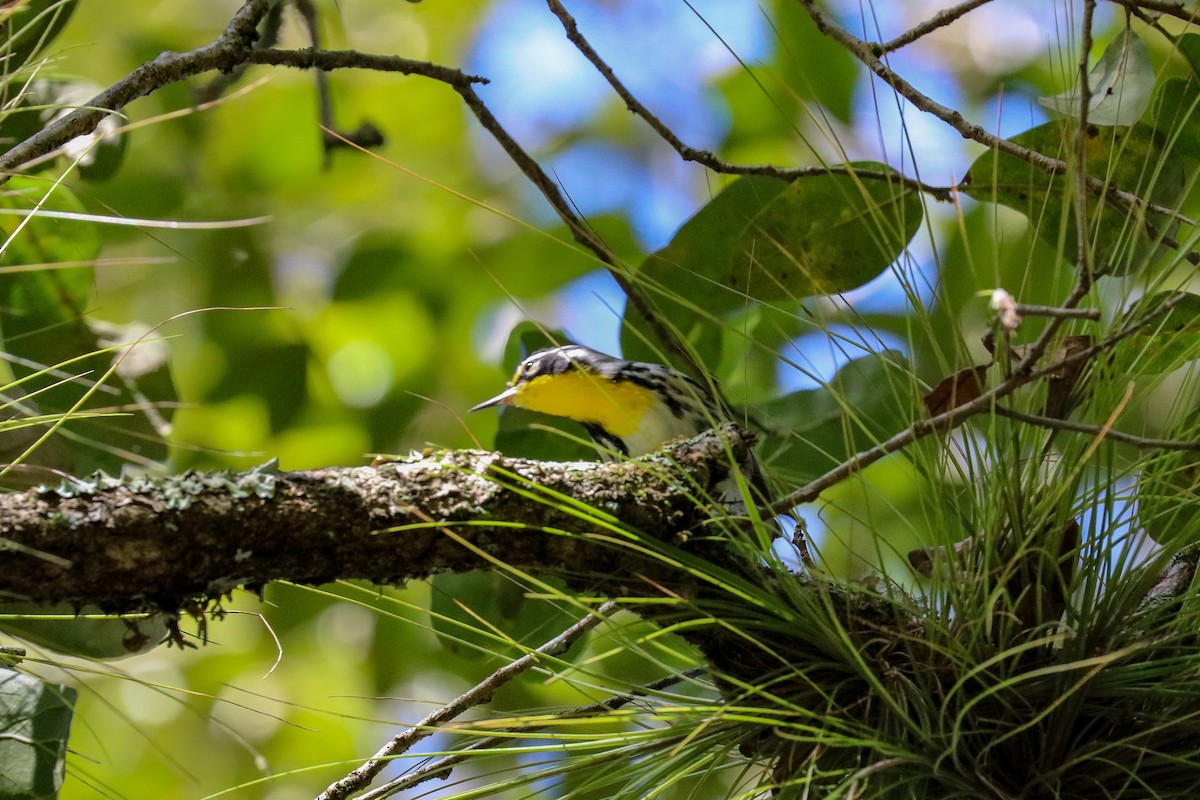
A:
[471,345,803,554]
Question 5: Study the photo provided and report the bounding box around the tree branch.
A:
[0,427,757,613]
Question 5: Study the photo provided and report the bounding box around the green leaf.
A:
[1039,28,1155,126]
[1150,77,1200,161]
[759,351,914,483]
[0,177,100,268]
[622,175,789,367]
[0,604,167,659]
[501,321,569,375]
[729,163,923,301]
[772,0,857,123]
[1112,291,1200,374]
[1178,33,1200,79]
[0,668,75,800]
[963,121,1185,272]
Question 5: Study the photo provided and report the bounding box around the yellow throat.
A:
[514,371,654,438]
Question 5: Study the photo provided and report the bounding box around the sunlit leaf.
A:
[729,163,922,301]
[1039,28,1154,126]
[963,121,1185,271]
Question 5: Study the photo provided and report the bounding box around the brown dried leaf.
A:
[922,365,988,416]
[1044,336,1093,418]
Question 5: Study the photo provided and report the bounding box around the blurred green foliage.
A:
[2,2,1200,799]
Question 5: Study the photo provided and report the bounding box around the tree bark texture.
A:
[0,427,758,615]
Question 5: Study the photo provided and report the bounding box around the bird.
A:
[470,344,725,459]
[471,344,806,558]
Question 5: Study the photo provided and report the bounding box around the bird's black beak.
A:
[469,386,519,412]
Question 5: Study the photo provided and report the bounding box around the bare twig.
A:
[292,0,332,132]
[451,81,711,387]
[994,405,1200,452]
[0,1,713,414]
[291,0,385,164]
[1074,0,1097,279]
[1147,224,1200,266]
[1108,0,1200,25]
[0,24,479,177]
[319,601,619,800]
[1014,303,1100,320]
[193,0,284,103]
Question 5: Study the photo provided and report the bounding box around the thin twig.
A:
[1012,281,1094,380]
[0,3,707,402]
[543,0,956,201]
[291,0,385,164]
[194,0,284,103]
[1108,0,1200,25]
[877,0,994,53]
[0,18,477,177]
[294,0,334,161]
[1147,224,1200,266]
[319,601,618,800]
[1014,303,1100,320]
[358,666,709,800]
[994,406,1200,452]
